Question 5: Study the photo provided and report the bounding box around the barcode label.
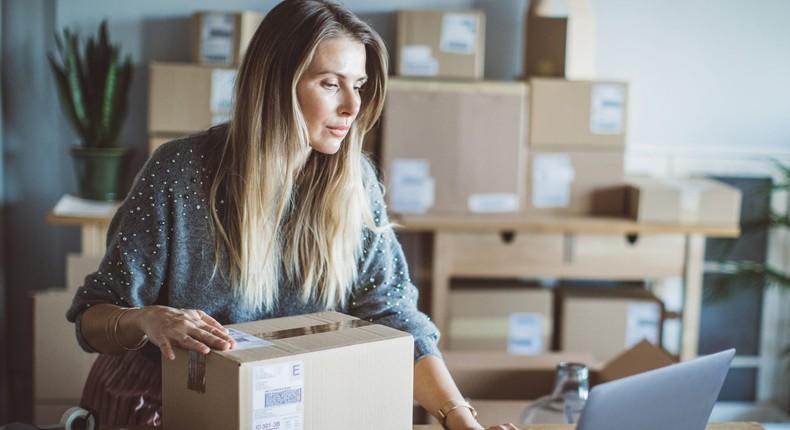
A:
[265,388,302,407]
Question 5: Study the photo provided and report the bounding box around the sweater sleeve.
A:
[65,140,183,353]
[347,159,442,362]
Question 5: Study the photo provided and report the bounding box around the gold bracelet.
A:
[112,307,149,351]
[438,399,477,430]
[105,307,127,347]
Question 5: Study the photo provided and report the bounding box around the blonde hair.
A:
[207,0,388,311]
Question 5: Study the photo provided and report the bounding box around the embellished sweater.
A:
[66,129,441,362]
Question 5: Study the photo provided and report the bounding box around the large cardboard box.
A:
[625,176,743,226]
[162,312,413,430]
[554,286,665,362]
[148,62,236,135]
[525,150,625,216]
[191,11,264,66]
[396,10,485,80]
[524,0,596,79]
[448,281,553,354]
[443,339,674,400]
[529,78,628,150]
[381,78,528,214]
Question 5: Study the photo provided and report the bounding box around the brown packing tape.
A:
[186,318,374,392]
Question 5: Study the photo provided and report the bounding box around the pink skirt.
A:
[80,352,162,426]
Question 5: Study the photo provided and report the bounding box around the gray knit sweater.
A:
[67,129,441,362]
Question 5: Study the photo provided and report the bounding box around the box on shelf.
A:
[444,339,674,400]
[148,62,236,135]
[191,11,264,66]
[447,280,553,354]
[524,0,596,79]
[396,9,485,80]
[625,176,743,226]
[529,78,628,150]
[554,285,665,362]
[525,149,625,216]
[162,312,413,430]
[381,78,528,214]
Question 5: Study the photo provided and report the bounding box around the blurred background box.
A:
[396,9,485,80]
[626,177,743,226]
[524,0,596,79]
[381,78,528,214]
[191,11,263,66]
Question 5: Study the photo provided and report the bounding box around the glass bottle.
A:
[520,362,589,424]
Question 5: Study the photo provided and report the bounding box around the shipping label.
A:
[252,360,305,430]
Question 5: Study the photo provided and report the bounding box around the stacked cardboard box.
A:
[148,11,263,154]
[395,9,486,80]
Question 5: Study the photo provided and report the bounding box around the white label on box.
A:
[252,360,305,430]
[390,159,435,213]
[200,14,235,65]
[399,45,439,76]
[211,69,237,115]
[624,302,661,348]
[589,84,625,135]
[440,13,478,55]
[532,154,575,208]
[227,328,272,351]
[665,179,709,224]
[508,312,544,355]
[468,193,519,213]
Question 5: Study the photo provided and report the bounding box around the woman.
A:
[67,1,517,429]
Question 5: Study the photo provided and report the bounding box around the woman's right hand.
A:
[134,305,236,360]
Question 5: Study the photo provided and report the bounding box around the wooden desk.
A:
[393,213,740,361]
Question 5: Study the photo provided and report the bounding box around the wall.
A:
[0,0,7,423]
[2,0,789,423]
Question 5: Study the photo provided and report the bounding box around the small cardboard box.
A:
[381,78,528,214]
[625,176,743,226]
[448,281,553,354]
[162,312,414,430]
[529,78,628,150]
[191,11,264,66]
[524,0,596,79]
[148,62,236,135]
[554,286,665,362]
[443,339,674,400]
[396,9,485,80]
[525,149,625,216]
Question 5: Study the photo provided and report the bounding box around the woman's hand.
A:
[134,305,236,360]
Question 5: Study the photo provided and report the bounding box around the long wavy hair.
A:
[206,0,388,311]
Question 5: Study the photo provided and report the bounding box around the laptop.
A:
[575,348,735,430]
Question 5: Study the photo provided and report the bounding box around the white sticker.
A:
[199,14,235,65]
[252,360,305,430]
[439,13,479,55]
[624,302,661,348]
[508,312,544,355]
[590,84,625,135]
[399,45,439,76]
[211,69,237,114]
[468,193,519,213]
[389,159,435,213]
[227,328,272,351]
[532,154,575,208]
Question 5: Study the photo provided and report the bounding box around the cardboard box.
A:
[33,290,97,422]
[529,78,628,150]
[443,339,674,400]
[448,281,553,354]
[162,312,413,430]
[525,149,625,216]
[148,134,190,154]
[381,78,528,214]
[65,253,102,290]
[396,10,485,80]
[626,176,743,226]
[191,11,264,66]
[524,0,596,79]
[148,62,236,135]
[554,286,665,362]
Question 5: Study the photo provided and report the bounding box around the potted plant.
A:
[48,19,133,201]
